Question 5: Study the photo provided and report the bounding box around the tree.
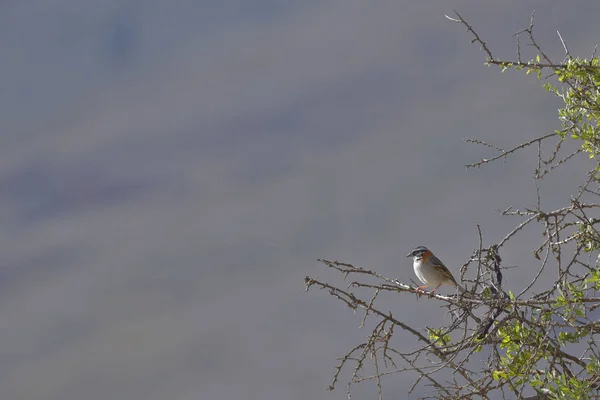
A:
[305,11,600,400]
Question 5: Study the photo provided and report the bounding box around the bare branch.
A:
[465,133,558,168]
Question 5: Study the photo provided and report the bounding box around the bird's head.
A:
[406,246,431,260]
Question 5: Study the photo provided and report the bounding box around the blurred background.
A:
[0,1,599,399]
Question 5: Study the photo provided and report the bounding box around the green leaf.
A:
[492,370,507,381]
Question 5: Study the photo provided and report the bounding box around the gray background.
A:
[0,1,598,399]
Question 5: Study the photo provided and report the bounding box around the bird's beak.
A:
[406,251,413,258]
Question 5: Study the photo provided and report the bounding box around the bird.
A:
[406,246,463,295]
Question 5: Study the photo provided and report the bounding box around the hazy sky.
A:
[0,1,599,399]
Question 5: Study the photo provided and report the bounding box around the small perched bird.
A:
[406,246,463,294]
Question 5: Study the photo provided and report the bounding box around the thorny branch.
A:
[305,10,600,400]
